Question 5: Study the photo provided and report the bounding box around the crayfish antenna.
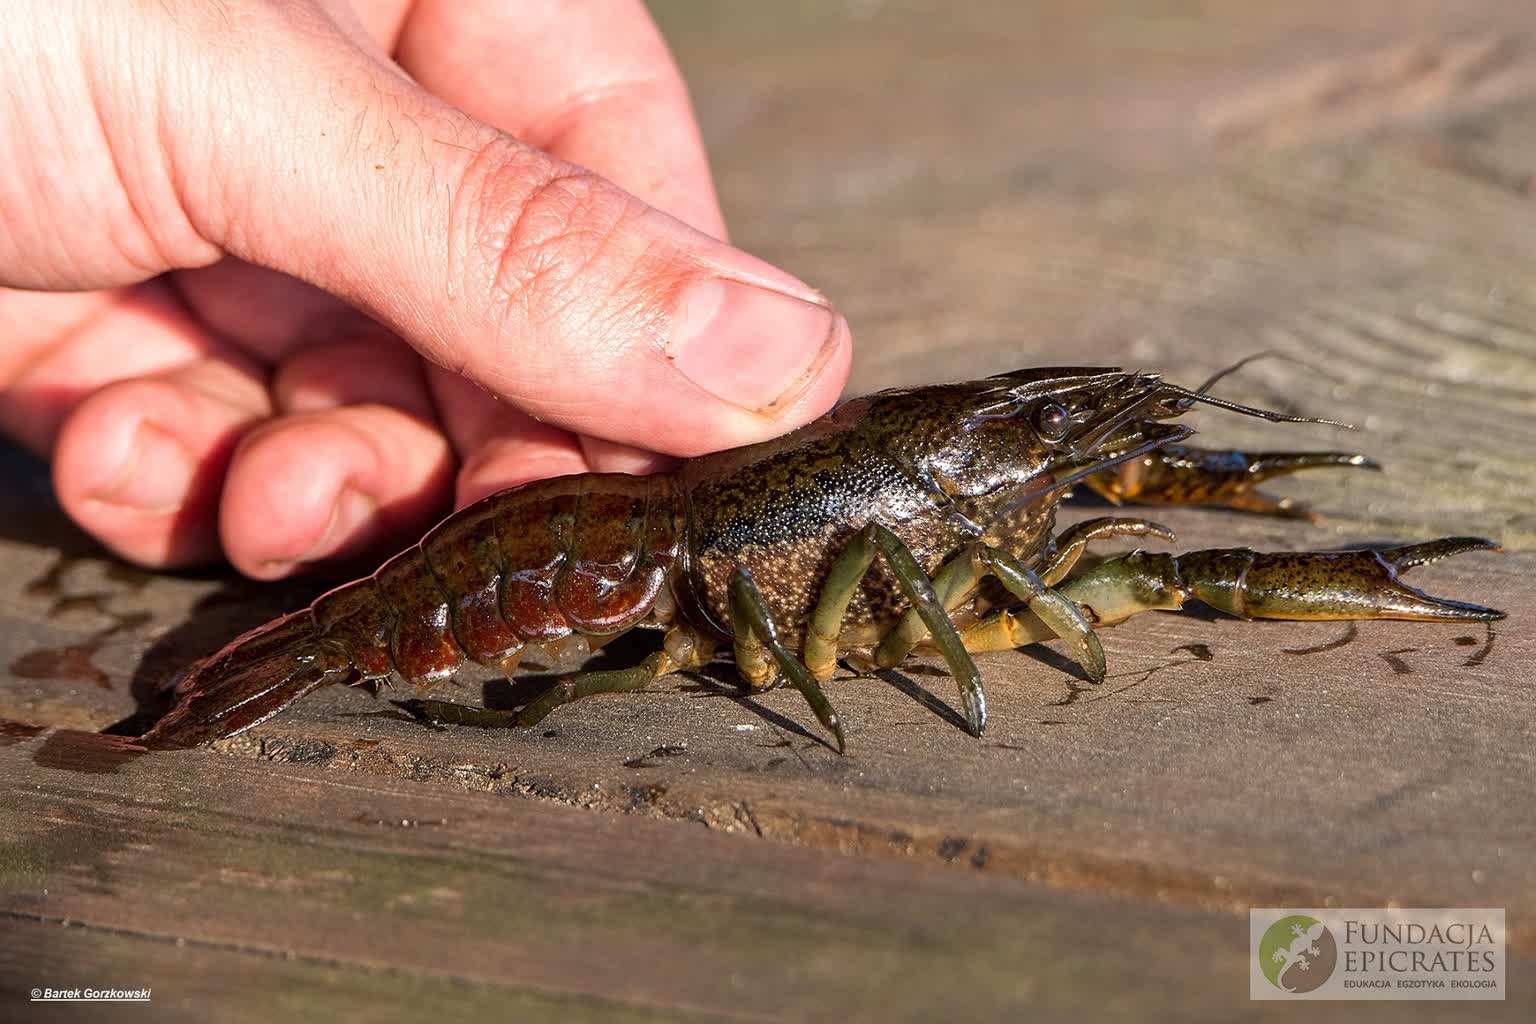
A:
[1189,350,1347,398]
[1191,351,1279,396]
[1159,382,1360,429]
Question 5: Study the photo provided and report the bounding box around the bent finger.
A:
[219,403,455,579]
[0,282,223,453]
[52,355,271,567]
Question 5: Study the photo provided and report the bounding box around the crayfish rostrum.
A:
[143,364,1505,751]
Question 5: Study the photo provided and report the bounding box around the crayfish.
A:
[142,364,1505,751]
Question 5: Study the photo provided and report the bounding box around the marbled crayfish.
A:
[143,364,1505,751]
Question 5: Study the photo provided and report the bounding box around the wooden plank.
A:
[1,741,1530,1022]
[0,919,675,1024]
[655,0,1536,209]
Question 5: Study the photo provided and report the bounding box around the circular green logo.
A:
[1258,915,1338,993]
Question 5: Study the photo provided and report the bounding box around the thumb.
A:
[187,10,850,456]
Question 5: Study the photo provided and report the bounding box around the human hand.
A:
[0,0,851,578]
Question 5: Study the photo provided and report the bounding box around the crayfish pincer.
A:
[141,365,1505,752]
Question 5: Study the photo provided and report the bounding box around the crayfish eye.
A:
[1034,402,1071,441]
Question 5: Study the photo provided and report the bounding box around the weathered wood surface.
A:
[3,1,1535,1019]
[8,739,1529,1023]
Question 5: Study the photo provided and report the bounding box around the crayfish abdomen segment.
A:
[307,473,684,689]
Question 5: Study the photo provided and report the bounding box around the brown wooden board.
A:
[3,0,1536,1018]
[1,740,1531,1022]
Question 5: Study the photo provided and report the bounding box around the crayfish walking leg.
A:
[799,525,985,736]
[871,517,1169,675]
[730,567,848,752]
[403,625,718,729]
[826,525,1122,737]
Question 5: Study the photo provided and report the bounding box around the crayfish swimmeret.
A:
[143,364,1505,751]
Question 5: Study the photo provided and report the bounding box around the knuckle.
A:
[447,141,652,341]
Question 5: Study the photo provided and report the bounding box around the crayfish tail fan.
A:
[139,610,359,749]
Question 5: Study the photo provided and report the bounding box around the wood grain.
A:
[2,740,1531,1022]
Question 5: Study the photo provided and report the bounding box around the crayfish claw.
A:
[1057,539,1506,628]
[1183,543,1507,623]
[1337,554,1506,622]
[1082,445,1381,519]
[1381,536,1503,572]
